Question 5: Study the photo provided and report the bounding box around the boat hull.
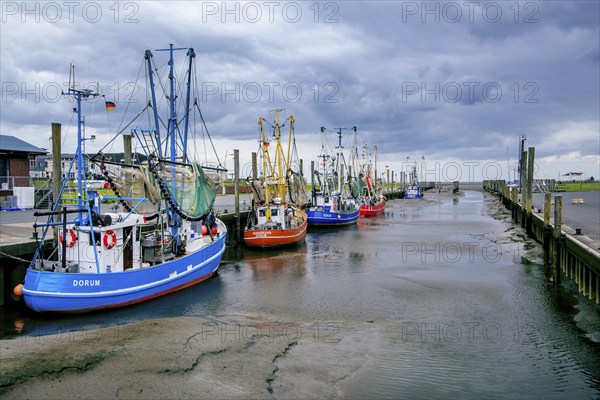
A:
[243,219,307,248]
[359,201,386,216]
[22,233,226,313]
[306,209,359,226]
[404,185,423,199]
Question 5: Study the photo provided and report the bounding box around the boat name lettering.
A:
[73,279,101,287]
[254,231,272,237]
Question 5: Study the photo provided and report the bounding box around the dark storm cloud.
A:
[1,1,598,178]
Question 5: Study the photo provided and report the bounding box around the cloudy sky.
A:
[1,1,598,181]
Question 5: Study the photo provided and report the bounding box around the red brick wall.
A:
[9,158,30,186]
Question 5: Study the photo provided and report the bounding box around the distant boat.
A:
[20,45,226,312]
[404,162,423,199]
[244,109,307,248]
[357,142,386,216]
[307,127,360,226]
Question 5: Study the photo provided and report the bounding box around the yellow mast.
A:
[258,117,272,222]
[274,109,282,200]
[286,115,295,202]
[258,109,294,222]
[286,116,294,174]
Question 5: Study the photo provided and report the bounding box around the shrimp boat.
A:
[357,142,386,216]
[307,127,360,227]
[244,109,308,248]
[404,162,423,199]
[20,45,227,312]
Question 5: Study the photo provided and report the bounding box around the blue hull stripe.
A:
[307,210,359,226]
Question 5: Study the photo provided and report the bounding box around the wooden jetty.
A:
[484,146,600,305]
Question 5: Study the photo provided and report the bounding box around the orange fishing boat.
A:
[243,203,307,248]
[244,109,308,248]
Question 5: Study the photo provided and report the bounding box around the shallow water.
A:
[2,190,599,398]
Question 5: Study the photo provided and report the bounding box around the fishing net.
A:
[157,162,218,220]
[349,177,364,198]
[99,162,161,217]
[289,173,308,205]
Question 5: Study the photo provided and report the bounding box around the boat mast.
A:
[274,108,284,201]
[62,65,101,272]
[167,45,177,166]
[144,50,163,159]
[182,48,195,162]
[157,44,187,237]
[286,115,294,181]
[335,128,344,193]
[318,127,329,196]
[63,66,99,220]
[350,127,358,186]
[373,144,378,194]
[258,117,272,222]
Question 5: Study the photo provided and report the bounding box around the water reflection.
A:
[243,243,308,281]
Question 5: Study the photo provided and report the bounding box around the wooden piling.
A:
[520,150,527,229]
[51,123,62,221]
[400,171,405,190]
[543,192,552,266]
[234,149,240,243]
[553,196,562,284]
[251,152,258,181]
[386,169,390,194]
[123,133,132,164]
[511,186,518,221]
[525,147,535,234]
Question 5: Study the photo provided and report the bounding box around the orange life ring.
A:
[103,230,117,250]
[59,229,77,248]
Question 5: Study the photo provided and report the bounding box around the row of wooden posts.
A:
[483,146,600,305]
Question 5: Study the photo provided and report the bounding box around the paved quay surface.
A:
[531,191,599,242]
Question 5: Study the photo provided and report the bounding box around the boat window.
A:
[271,208,278,216]
[259,209,265,217]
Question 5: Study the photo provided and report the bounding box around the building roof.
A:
[0,135,47,155]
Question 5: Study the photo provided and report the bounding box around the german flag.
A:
[105,101,116,111]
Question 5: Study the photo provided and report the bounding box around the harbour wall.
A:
[484,179,600,305]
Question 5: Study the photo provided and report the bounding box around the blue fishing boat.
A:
[307,128,360,227]
[19,45,227,312]
[404,162,423,199]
